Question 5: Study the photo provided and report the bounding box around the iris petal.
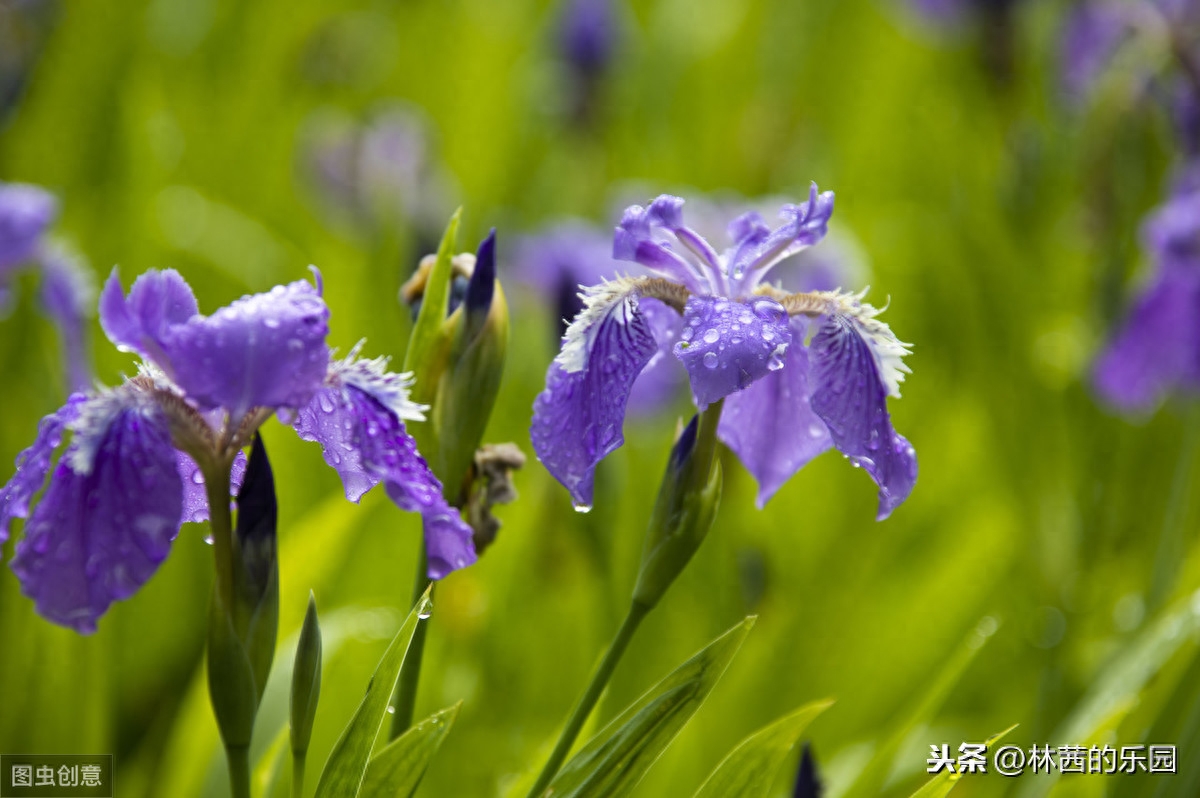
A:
[719,320,832,507]
[810,314,917,520]
[294,374,475,580]
[674,295,792,408]
[176,450,248,525]
[10,404,183,633]
[0,394,86,542]
[531,279,659,508]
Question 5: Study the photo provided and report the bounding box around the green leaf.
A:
[358,703,461,798]
[545,616,755,798]
[402,209,461,378]
[844,616,999,798]
[312,586,433,798]
[907,724,1017,798]
[692,699,833,798]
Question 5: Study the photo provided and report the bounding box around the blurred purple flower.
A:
[1,268,473,632]
[1095,178,1200,411]
[0,182,95,391]
[559,0,617,79]
[1060,2,1132,99]
[530,186,917,518]
[300,104,456,241]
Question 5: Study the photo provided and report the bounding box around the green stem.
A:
[202,458,237,615]
[389,545,433,738]
[292,751,306,798]
[226,744,251,798]
[525,601,650,798]
[1149,404,1200,611]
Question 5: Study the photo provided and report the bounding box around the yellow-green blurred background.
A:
[2,0,1200,796]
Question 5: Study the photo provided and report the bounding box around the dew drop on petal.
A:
[703,329,720,344]
[573,502,593,513]
[703,351,719,369]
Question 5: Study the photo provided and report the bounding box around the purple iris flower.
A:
[530,186,918,519]
[1094,177,1200,411]
[1,268,474,633]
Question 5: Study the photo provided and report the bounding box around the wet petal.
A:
[293,352,475,579]
[0,394,86,543]
[177,450,248,525]
[162,278,331,417]
[99,268,199,361]
[613,201,709,293]
[10,402,183,633]
[719,320,832,507]
[674,295,792,408]
[1094,266,1200,411]
[531,278,660,508]
[0,182,57,272]
[810,313,917,520]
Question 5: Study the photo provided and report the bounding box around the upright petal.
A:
[809,311,917,520]
[0,182,57,272]
[10,398,184,633]
[674,295,792,408]
[1094,266,1200,411]
[176,450,248,525]
[0,394,86,542]
[719,320,832,507]
[293,350,476,579]
[613,202,710,294]
[162,278,331,417]
[531,277,660,508]
[729,185,834,291]
[99,268,199,361]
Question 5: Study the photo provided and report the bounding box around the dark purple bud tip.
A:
[793,742,822,798]
[670,414,700,475]
[467,228,497,317]
[236,433,278,593]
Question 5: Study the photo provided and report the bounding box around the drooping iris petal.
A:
[10,403,184,633]
[809,313,917,520]
[176,450,248,525]
[674,295,792,408]
[0,182,57,273]
[719,320,832,507]
[0,394,86,542]
[294,352,475,579]
[1094,267,1200,411]
[531,278,659,508]
[99,268,199,361]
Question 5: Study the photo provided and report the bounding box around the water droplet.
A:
[203,533,214,545]
[681,328,693,342]
[264,317,281,329]
[386,705,396,714]
[767,354,784,371]
[191,471,205,484]
[703,329,720,344]
[416,596,434,619]
[702,352,719,369]
[573,503,593,513]
[318,394,334,413]
[808,424,824,438]
[762,329,775,342]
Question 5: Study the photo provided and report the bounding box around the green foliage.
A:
[692,699,833,798]
[359,704,461,798]
[312,588,431,798]
[545,617,754,798]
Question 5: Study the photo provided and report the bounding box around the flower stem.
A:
[525,601,650,798]
[1149,403,1200,611]
[226,744,251,798]
[291,751,306,798]
[203,458,237,616]
[389,544,433,738]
